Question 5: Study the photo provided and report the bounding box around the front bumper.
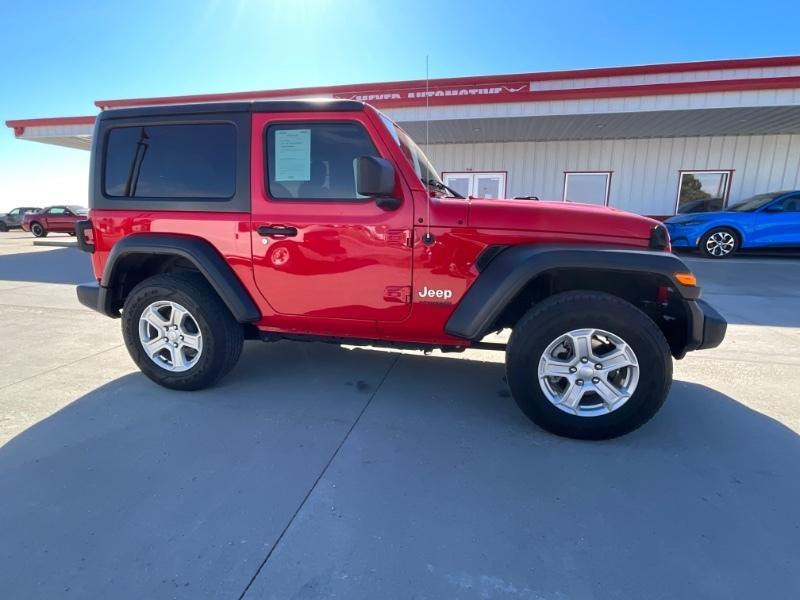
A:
[76,281,117,318]
[682,298,726,355]
[665,224,702,248]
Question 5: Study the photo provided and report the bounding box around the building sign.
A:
[334,83,530,106]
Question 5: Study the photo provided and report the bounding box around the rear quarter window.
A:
[104,123,236,199]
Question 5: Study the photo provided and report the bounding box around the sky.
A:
[1,0,799,212]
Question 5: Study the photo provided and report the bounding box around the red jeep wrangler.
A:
[75,100,726,439]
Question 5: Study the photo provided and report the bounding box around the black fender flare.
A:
[445,244,700,340]
[98,233,261,322]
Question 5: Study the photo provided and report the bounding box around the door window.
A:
[676,171,731,214]
[46,207,67,215]
[563,172,611,205]
[772,195,800,212]
[442,172,506,199]
[265,122,378,201]
[8,209,19,216]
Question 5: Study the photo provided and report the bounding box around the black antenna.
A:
[422,55,434,246]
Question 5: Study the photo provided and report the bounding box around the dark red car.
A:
[22,205,88,237]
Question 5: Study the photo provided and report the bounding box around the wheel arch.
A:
[445,245,701,357]
[99,234,261,323]
[697,222,746,248]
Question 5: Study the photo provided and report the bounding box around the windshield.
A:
[727,192,784,212]
[379,113,442,185]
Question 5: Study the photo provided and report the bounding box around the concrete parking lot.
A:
[0,231,798,599]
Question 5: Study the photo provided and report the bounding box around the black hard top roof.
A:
[99,99,365,120]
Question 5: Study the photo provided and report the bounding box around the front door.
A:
[753,194,800,246]
[6,209,21,227]
[43,207,71,231]
[250,112,414,323]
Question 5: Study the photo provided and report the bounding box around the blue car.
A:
[665,191,800,258]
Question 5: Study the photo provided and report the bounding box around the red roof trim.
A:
[95,75,800,111]
[355,76,800,109]
[506,55,800,82]
[95,55,800,109]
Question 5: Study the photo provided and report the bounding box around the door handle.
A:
[257,225,298,237]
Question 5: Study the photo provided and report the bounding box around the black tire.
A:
[506,290,672,440]
[30,222,47,237]
[0,222,8,232]
[122,272,244,390]
[699,227,739,259]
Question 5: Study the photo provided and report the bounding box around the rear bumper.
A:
[682,298,726,356]
[76,281,117,318]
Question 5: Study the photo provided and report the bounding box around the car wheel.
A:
[122,272,244,390]
[699,227,739,258]
[506,290,672,440]
[0,222,8,232]
[30,222,47,237]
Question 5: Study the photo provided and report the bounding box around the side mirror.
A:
[356,156,400,210]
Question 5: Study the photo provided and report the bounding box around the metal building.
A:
[6,56,800,217]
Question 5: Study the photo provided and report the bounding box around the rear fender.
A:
[97,233,260,322]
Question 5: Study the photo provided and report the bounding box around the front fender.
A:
[696,221,747,246]
[445,244,700,341]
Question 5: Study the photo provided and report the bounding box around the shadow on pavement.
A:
[0,248,93,285]
[0,342,798,599]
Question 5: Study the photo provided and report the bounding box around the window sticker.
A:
[274,129,311,182]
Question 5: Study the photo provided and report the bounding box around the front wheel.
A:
[506,291,672,440]
[122,272,244,390]
[699,227,739,258]
[30,222,47,237]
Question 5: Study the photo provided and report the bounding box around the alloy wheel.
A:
[537,328,639,417]
[138,300,203,372]
[705,231,735,257]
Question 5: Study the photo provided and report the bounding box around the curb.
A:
[33,240,78,248]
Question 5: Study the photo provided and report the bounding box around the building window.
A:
[265,122,378,201]
[563,172,611,206]
[104,123,237,199]
[676,170,732,214]
[442,172,506,199]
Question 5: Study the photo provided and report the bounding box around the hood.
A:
[666,212,723,224]
[467,198,658,242]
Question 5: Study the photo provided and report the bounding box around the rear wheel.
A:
[0,222,8,232]
[699,227,739,258]
[30,222,47,237]
[506,291,672,440]
[122,272,244,390]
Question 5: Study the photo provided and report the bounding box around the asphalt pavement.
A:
[0,231,798,599]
